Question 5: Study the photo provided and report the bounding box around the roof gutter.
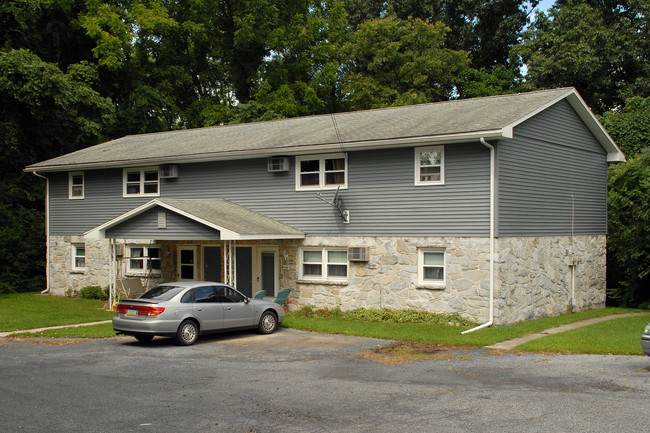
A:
[32,171,50,294]
[462,137,495,334]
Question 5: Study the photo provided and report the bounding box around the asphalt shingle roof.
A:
[26,87,624,171]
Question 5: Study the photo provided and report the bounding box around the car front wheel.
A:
[176,320,199,346]
[258,311,278,334]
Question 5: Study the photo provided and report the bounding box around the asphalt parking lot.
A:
[2,328,650,432]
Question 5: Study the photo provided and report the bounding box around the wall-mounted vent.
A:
[267,157,289,172]
[348,246,369,262]
[160,165,179,179]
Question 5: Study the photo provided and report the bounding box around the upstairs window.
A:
[415,146,444,185]
[127,245,161,275]
[296,153,347,190]
[69,172,84,199]
[123,167,159,197]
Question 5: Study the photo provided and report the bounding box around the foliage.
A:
[79,286,109,300]
[0,49,114,293]
[600,97,650,159]
[344,0,538,70]
[294,306,477,326]
[606,148,650,306]
[341,16,470,109]
[516,0,650,114]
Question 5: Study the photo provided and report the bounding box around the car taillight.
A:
[141,307,165,316]
[115,304,165,316]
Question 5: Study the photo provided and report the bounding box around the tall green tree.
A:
[344,0,538,70]
[606,148,650,306]
[340,16,470,110]
[516,0,650,113]
[0,49,114,293]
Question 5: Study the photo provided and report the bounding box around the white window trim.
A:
[126,245,162,276]
[71,244,86,272]
[298,247,348,282]
[68,172,84,199]
[417,248,446,289]
[122,166,160,197]
[295,153,348,191]
[415,145,445,186]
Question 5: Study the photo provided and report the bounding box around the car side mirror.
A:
[243,297,250,304]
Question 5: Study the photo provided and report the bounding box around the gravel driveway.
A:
[1,328,649,432]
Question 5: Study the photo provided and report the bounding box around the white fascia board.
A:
[26,131,509,172]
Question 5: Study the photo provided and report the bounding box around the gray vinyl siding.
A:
[497,100,608,236]
[105,208,221,240]
[49,142,491,237]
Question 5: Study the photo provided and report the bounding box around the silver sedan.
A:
[113,281,285,345]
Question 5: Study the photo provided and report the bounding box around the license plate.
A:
[126,309,138,316]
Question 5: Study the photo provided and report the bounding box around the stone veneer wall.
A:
[494,235,606,325]
[292,236,492,323]
[48,235,165,295]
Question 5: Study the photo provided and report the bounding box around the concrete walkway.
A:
[485,313,648,350]
[0,320,112,338]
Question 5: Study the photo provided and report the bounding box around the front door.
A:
[203,246,221,282]
[235,247,253,297]
[178,246,197,280]
[260,251,276,297]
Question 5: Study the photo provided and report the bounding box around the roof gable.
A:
[86,199,305,240]
[27,88,624,172]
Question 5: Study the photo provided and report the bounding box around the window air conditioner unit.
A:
[348,246,369,262]
[160,165,179,179]
[267,157,289,172]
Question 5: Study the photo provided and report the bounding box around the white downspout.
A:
[32,171,50,294]
[462,138,495,334]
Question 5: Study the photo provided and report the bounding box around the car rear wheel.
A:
[258,311,278,334]
[134,334,154,343]
[176,320,199,346]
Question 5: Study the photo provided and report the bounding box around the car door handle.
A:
[197,308,204,312]
[225,307,232,311]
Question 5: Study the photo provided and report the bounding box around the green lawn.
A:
[3,292,649,355]
[0,292,114,332]
[516,314,650,355]
[283,307,649,354]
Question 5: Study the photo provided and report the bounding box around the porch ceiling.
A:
[84,198,305,240]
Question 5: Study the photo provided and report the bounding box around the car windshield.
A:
[139,285,185,301]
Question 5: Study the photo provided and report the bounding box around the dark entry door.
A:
[235,247,253,297]
[203,246,221,282]
[261,252,275,296]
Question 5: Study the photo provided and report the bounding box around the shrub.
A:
[292,307,476,326]
[79,286,108,300]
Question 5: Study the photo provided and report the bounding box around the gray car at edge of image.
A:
[642,323,650,356]
[113,281,285,346]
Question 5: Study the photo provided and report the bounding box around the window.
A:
[296,153,347,190]
[123,167,159,197]
[415,146,444,185]
[216,286,245,303]
[194,286,218,303]
[418,249,445,287]
[127,245,161,275]
[72,244,86,270]
[300,248,348,281]
[69,172,84,199]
